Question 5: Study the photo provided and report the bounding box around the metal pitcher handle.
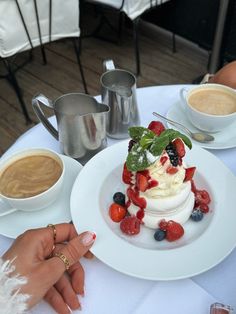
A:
[32,93,59,140]
[103,59,115,72]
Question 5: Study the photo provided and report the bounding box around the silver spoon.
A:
[152,112,214,143]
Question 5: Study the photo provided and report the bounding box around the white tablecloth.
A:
[1,85,236,314]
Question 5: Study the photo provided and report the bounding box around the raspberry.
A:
[165,143,179,167]
[120,216,141,235]
[199,204,209,213]
[159,219,168,231]
[148,121,165,136]
[195,190,211,205]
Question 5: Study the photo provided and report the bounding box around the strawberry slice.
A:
[120,216,141,235]
[148,121,165,136]
[148,180,158,189]
[160,156,168,165]
[122,163,132,184]
[184,167,196,182]
[172,138,185,158]
[166,166,178,174]
[136,173,148,192]
[127,187,147,209]
[109,203,127,222]
[165,220,184,242]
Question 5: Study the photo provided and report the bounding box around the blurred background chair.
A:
[0,0,87,124]
[84,0,170,75]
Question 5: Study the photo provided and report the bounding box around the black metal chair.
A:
[0,0,88,124]
[84,0,170,75]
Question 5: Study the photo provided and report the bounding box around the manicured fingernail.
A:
[81,231,96,246]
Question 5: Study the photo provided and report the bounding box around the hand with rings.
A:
[2,223,96,313]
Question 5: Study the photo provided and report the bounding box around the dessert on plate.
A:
[108,120,211,242]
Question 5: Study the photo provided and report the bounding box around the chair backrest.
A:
[86,0,170,20]
[0,0,80,58]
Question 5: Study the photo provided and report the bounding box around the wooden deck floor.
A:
[0,19,208,155]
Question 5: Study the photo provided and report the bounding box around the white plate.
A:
[71,140,236,280]
[0,155,82,239]
[167,102,236,150]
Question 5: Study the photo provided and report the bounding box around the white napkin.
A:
[30,257,216,314]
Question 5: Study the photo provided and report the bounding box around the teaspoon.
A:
[152,112,215,143]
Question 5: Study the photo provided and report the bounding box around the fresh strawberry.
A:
[127,187,147,209]
[184,167,196,182]
[166,166,178,174]
[172,138,185,158]
[109,203,127,222]
[120,216,141,235]
[195,190,211,205]
[136,173,148,192]
[165,220,184,242]
[148,121,165,136]
[122,163,132,184]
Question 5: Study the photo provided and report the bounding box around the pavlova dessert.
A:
[108,121,211,242]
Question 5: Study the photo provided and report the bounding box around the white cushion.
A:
[87,0,170,20]
[0,0,80,58]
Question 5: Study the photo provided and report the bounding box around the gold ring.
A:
[47,224,57,242]
[54,252,70,270]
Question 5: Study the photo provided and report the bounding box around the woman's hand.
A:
[2,223,96,314]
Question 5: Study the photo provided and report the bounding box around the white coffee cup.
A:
[0,148,65,217]
[180,84,236,133]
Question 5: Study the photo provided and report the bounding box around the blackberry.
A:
[113,192,126,206]
[128,140,136,152]
[165,143,179,167]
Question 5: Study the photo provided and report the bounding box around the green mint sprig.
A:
[126,127,192,172]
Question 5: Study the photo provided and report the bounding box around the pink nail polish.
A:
[210,303,234,314]
[81,231,96,246]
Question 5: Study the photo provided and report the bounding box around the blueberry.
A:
[154,228,166,241]
[190,209,204,222]
[113,192,125,206]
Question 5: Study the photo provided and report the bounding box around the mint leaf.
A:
[149,129,192,156]
[126,143,152,171]
[129,127,154,142]
[149,134,170,156]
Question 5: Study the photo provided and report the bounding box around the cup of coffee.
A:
[0,148,64,217]
[180,83,236,132]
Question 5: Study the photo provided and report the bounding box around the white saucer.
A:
[167,102,236,150]
[0,155,82,239]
